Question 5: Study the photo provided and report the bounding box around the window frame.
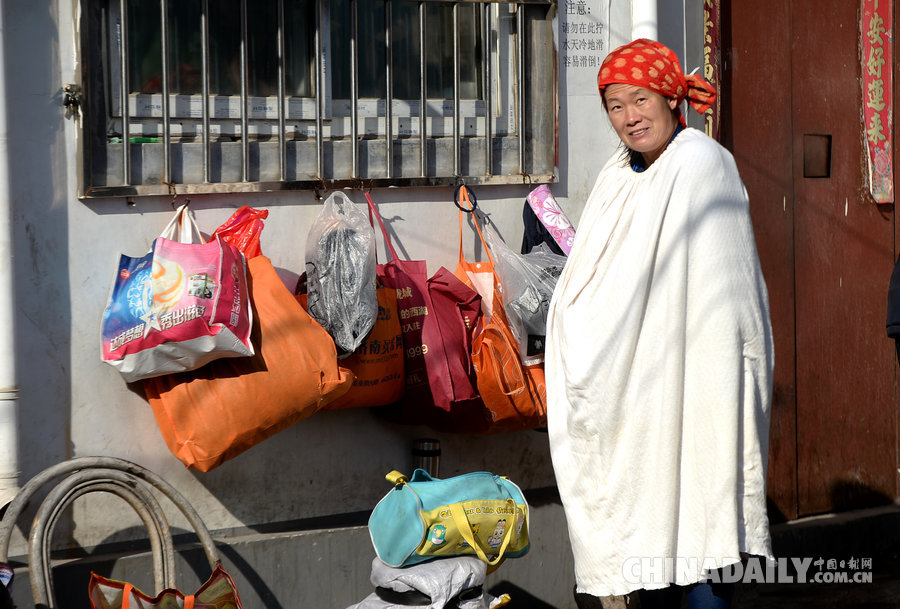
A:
[77,0,558,199]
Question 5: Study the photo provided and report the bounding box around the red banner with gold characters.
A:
[703,0,721,141]
[862,0,893,203]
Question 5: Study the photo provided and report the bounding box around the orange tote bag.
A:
[296,284,406,410]
[143,208,354,471]
[454,188,547,432]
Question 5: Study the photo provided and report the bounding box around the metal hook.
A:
[351,177,370,194]
[454,183,478,213]
[314,177,328,201]
[164,181,181,209]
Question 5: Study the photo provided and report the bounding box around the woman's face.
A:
[604,83,679,166]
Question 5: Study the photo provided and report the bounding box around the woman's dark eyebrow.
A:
[606,89,640,105]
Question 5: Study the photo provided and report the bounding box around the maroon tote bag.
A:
[365,193,486,426]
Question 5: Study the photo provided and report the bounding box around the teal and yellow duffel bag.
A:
[368,469,530,568]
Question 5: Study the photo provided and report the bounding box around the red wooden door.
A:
[723,0,898,519]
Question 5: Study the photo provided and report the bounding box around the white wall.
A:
[2,0,646,557]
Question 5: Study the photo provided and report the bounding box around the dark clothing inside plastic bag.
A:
[346,556,505,609]
[306,192,377,354]
[504,254,564,357]
[374,585,485,607]
[484,218,566,365]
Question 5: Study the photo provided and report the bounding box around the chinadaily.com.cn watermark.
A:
[621,556,874,584]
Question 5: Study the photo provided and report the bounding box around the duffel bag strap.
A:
[449,499,516,566]
[385,471,408,486]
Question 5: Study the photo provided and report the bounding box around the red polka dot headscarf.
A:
[597,38,717,127]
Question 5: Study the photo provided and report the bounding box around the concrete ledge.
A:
[9,501,575,609]
[8,501,900,608]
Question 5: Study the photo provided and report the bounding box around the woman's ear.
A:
[667,97,678,111]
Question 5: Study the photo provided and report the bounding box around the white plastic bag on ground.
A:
[346,556,510,609]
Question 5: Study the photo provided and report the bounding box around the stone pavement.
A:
[735,504,900,608]
[578,504,900,609]
[713,504,900,608]
[731,550,900,609]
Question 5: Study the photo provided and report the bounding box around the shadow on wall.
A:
[12,528,286,609]
[9,1,73,503]
[768,477,896,525]
[828,479,895,513]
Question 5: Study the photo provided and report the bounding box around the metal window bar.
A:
[452,2,460,177]
[240,0,250,182]
[418,1,427,177]
[351,0,359,178]
[516,2,524,173]
[385,0,394,178]
[277,0,287,181]
[314,0,324,179]
[483,2,492,176]
[118,0,130,185]
[160,0,171,184]
[86,0,556,198]
[201,0,211,182]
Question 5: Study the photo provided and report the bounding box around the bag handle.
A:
[327,190,357,210]
[159,203,205,244]
[477,325,526,397]
[365,192,401,262]
[385,470,408,486]
[449,499,516,566]
[121,584,134,609]
[457,186,495,269]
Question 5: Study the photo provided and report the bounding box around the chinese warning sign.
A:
[561,0,607,71]
[560,0,610,98]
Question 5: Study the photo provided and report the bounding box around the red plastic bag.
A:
[212,205,269,259]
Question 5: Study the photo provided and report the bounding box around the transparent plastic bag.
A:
[305,191,378,354]
[483,224,566,366]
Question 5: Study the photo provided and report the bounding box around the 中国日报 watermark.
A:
[621,556,874,585]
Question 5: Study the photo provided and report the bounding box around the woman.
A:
[545,39,774,609]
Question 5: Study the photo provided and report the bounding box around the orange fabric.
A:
[143,256,354,471]
[296,287,405,409]
[454,189,547,432]
[597,38,716,127]
[471,312,547,432]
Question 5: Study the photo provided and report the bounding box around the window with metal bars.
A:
[78,0,557,198]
